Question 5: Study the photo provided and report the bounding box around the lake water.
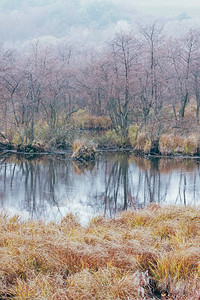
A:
[0,152,200,224]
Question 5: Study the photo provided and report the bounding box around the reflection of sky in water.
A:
[0,154,200,224]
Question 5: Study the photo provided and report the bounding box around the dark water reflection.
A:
[0,152,200,224]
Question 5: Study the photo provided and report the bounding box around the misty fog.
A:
[0,0,200,46]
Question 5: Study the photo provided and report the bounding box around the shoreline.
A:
[1,147,200,159]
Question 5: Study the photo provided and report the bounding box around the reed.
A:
[0,206,200,299]
[159,134,199,155]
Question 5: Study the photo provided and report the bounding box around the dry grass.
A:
[72,110,112,130]
[73,140,87,153]
[0,206,200,299]
[159,134,199,155]
[133,132,152,154]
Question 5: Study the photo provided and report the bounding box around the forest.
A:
[1,21,200,155]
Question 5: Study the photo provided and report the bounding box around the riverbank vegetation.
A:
[1,22,200,155]
[0,205,200,299]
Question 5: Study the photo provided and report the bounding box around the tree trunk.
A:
[179,93,188,118]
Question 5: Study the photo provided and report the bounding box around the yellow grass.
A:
[73,140,86,153]
[0,206,200,299]
[159,134,199,155]
[72,110,112,130]
[133,132,152,153]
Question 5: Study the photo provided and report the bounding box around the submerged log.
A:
[72,144,96,162]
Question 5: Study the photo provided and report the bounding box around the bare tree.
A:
[104,31,141,143]
[77,52,107,116]
[190,30,200,123]
[2,50,27,142]
[137,21,165,126]
[167,29,199,119]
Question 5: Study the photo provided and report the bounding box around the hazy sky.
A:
[129,0,200,6]
[0,0,200,44]
[115,0,200,17]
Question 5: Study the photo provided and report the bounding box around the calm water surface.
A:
[0,152,200,224]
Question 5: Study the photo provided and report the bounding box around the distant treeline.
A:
[1,21,200,148]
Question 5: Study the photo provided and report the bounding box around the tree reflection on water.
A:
[0,152,200,223]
